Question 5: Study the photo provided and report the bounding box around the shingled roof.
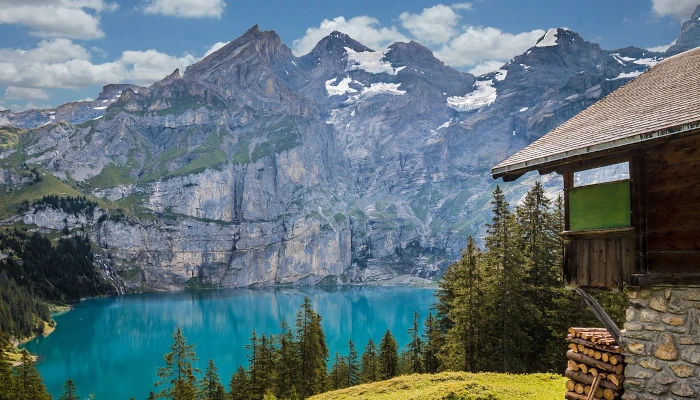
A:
[492,46,700,180]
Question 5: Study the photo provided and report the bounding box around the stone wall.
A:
[622,287,700,399]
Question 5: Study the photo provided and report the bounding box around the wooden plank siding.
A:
[644,135,700,279]
[562,229,634,287]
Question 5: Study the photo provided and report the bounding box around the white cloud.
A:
[468,60,505,76]
[118,49,197,84]
[77,97,95,102]
[435,26,545,68]
[0,39,208,107]
[648,39,677,52]
[0,0,115,39]
[5,102,54,112]
[203,41,229,58]
[399,5,460,45]
[651,0,699,20]
[142,0,226,18]
[5,86,51,100]
[292,16,408,55]
[451,2,473,10]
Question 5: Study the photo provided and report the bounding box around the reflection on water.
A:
[23,286,435,400]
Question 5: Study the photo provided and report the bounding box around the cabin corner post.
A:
[563,172,573,232]
[629,155,648,283]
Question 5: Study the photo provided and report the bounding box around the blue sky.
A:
[0,0,697,111]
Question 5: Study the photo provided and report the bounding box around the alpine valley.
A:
[2,6,700,293]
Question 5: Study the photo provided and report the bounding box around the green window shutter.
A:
[568,181,631,231]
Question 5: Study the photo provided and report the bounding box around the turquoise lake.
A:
[23,286,436,400]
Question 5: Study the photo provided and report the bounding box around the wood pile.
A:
[564,328,625,400]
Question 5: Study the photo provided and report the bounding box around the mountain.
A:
[0,11,696,291]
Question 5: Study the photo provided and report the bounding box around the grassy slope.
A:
[309,372,566,400]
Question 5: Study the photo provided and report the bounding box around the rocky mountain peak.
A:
[310,31,372,55]
[666,4,700,56]
[183,24,290,81]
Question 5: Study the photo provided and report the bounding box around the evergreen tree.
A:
[438,237,484,372]
[421,313,440,374]
[0,330,15,400]
[406,311,423,374]
[228,367,249,400]
[378,330,398,380]
[294,297,328,398]
[272,320,298,398]
[198,359,222,400]
[147,392,157,400]
[214,384,226,400]
[245,331,263,399]
[59,379,78,400]
[360,339,378,383]
[482,185,530,373]
[14,350,50,400]
[346,340,359,387]
[329,352,348,391]
[155,327,200,400]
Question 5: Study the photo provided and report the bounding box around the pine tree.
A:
[360,339,378,383]
[214,384,226,400]
[198,359,222,400]
[155,326,200,400]
[59,379,78,400]
[228,366,249,400]
[483,185,530,373]
[14,350,51,400]
[245,330,263,399]
[329,352,348,391]
[378,330,398,380]
[421,313,440,374]
[147,391,157,400]
[295,297,328,398]
[272,319,298,398]
[0,330,15,400]
[406,311,423,374]
[439,237,484,372]
[346,340,359,387]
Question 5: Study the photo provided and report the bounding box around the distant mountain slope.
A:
[0,9,696,291]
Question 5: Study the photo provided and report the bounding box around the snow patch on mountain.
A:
[325,77,359,96]
[609,71,643,80]
[611,53,635,65]
[346,83,406,103]
[495,69,507,81]
[345,47,406,75]
[447,80,497,112]
[536,28,566,47]
[633,57,661,67]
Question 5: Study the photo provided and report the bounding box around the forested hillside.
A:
[0,229,110,339]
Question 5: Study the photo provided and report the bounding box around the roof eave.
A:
[491,119,700,180]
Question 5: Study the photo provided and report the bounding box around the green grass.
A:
[84,159,138,189]
[309,372,566,400]
[0,126,27,148]
[0,173,84,218]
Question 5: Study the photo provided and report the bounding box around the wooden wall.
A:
[562,229,634,287]
[644,135,700,281]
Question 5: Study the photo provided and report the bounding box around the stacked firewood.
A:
[564,328,625,400]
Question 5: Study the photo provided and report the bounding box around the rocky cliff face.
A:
[0,17,697,291]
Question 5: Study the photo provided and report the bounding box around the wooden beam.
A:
[564,172,574,232]
[630,154,648,276]
[573,288,622,345]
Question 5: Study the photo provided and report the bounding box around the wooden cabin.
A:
[491,47,700,290]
